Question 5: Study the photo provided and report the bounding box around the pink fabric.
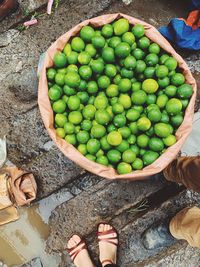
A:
[24,19,38,27]
[47,0,54,15]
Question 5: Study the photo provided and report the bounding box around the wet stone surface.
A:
[0,0,200,266]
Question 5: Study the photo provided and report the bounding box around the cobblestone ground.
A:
[0,0,200,266]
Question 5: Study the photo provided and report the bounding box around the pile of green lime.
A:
[47,18,193,175]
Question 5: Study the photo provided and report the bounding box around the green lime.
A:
[65,134,77,145]
[122,149,136,163]
[68,111,82,125]
[132,24,145,38]
[106,106,114,119]
[135,60,146,73]
[85,154,96,161]
[102,47,115,62]
[122,32,135,45]
[94,95,108,109]
[163,134,177,146]
[110,96,118,105]
[146,94,156,105]
[91,124,106,138]
[165,85,177,97]
[132,48,145,59]
[118,78,132,92]
[127,135,136,144]
[124,55,136,69]
[115,42,131,58]
[63,43,71,56]
[56,128,65,138]
[149,137,164,152]
[98,75,111,89]
[137,117,151,131]
[48,86,62,101]
[87,139,100,154]
[171,114,183,127]
[132,158,143,170]
[108,36,121,49]
[164,57,178,71]
[92,35,106,48]
[171,73,185,86]
[64,122,75,134]
[78,51,91,65]
[86,81,98,94]
[144,67,155,78]
[117,162,132,174]
[82,104,96,120]
[156,94,169,109]
[100,136,111,150]
[53,100,66,113]
[71,37,85,52]
[77,130,90,144]
[65,71,80,88]
[158,77,170,88]
[79,65,92,80]
[146,104,160,113]
[121,68,134,79]
[118,126,131,139]
[160,113,170,123]
[80,25,95,42]
[177,84,193,99]
[132,82,141,91]
[138,36,150,49]
[159,54,169,64]
[63,85,76,96]
[55,114,67,127]
[53,52,67,68]
[96,149,104,157]
[77,92,89,104]
[146,127,154,137]
[139,149,146,156]
[148,109,162,122]
[55,73,65,86]
[91,59,104,74]
[142,78,159,93]
[155,65,169,78]
[62,95,69,104]
[47,68,56,81]
[102,24,113,38]
[126,109,140,121]
[131,90,147,105]
[112,103,124,114]
[67,96,80,110]
[166,98,182,115]
[88,96,95,105]
[106,84,119,97]
[116,140,130,152]
[81,120,92,131]
[113,114,126,127]
[107,149,121,164]
[143,151,159,165]
[78,144,87,155]
[107,124,117,132]
[148,43,160,54]
[96,155,109,166]
[107,131,122,146]
[85,44,97,57]
[129,122,139,134]
[118,94,132,109]
[66,64,78,73]
[154,123,171,138]
[137,134,149,148]
[95,110,110,125]
[105,64,117,78]
[114,18,129,35]
[67,51,78,64]
[130,144,140,155]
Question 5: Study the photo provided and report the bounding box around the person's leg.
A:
[163,156,200,193]
[67,235,95,267]
[142,206,200,249]
[170,206,200,248]
[98,223,118,267]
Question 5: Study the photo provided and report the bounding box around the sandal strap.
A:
[101,259,113,265]
[98,238,118,246]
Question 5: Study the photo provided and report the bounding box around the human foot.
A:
[98,223,118,267]
[67,235,94,267]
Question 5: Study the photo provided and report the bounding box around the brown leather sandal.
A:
[97,224,119,266]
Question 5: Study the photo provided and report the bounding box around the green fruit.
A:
[54,52,67,68]
[143,151,159,165]
[107,149,121,163]
[122,149,136,163]
[166,98,182,115]
[80,26,95,42]
[77,130,90,144]
[87,139,100,154]
[132,158,143,170]
[91,124,106,138]
[107,131,122,146]
[115,42,131,58]
[114,18,129,35]
[117,162,132,174]
[132,24,145,38]
[154,123,172,138]
[149,137,164,152]
[177,84,193,99]
[71,37,85,52]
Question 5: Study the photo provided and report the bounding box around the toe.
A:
[98,223,105,232]
[73,234,81,244]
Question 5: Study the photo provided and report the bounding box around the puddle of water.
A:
[0,188,73,267]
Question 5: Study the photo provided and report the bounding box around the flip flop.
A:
[97,223,119,265]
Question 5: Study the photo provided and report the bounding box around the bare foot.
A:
[67,235,94,267]
[98,223,118,267]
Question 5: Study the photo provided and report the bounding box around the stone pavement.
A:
[0,0,200,266]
